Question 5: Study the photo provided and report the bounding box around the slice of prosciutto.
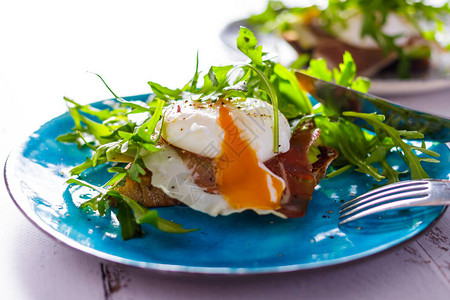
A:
[265,126,338,217]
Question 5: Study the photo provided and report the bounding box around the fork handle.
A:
[429,180,450,206]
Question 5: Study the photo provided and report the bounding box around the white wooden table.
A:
[1,1,449,299]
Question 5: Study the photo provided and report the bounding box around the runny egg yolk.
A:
[215,104,284,210]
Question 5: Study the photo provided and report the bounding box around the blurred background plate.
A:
[220,19,450,97]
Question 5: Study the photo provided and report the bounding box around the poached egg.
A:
[142,98,291,217]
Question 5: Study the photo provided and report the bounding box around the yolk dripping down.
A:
[215,104,285,210]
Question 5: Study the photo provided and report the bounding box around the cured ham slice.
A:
[265,126,338,217]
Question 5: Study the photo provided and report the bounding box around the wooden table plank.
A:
[415,211,450,285]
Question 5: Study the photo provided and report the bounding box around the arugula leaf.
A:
[333,51,357,87]
[351,77,371,94]
[314,116,385,181]
[79,196,108,216]
[116,200,144,240]
[272,63,313,116]
[67,177,107,194]
[104,171,127,188]
[56,131,89,149]
[248,0,286,25]
[343,112,440,180]
[67,177,196,240]
[115,192,196,234]
[303,59,332,82]
[134,98,164,143]
[236,27,264,66]
[190,51,200,92]
[64,96,116,121]
[91,72,121,99]
[127,157,146,183]
[70,156,107,176]
[68,107,112,144]
[147,81,182,100]
[303,51,370,93]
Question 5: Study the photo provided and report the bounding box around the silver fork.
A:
[339,179,450,226]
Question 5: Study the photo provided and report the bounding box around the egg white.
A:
[162,97,291,161]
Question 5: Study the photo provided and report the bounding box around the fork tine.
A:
[340,185,429,214]
[341,180,428,210]
[339,189,429,219]
[339,197,429,225]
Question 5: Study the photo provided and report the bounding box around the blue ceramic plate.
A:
[5,95,450,274]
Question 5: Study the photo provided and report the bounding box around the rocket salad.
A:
[58,28,440,240]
